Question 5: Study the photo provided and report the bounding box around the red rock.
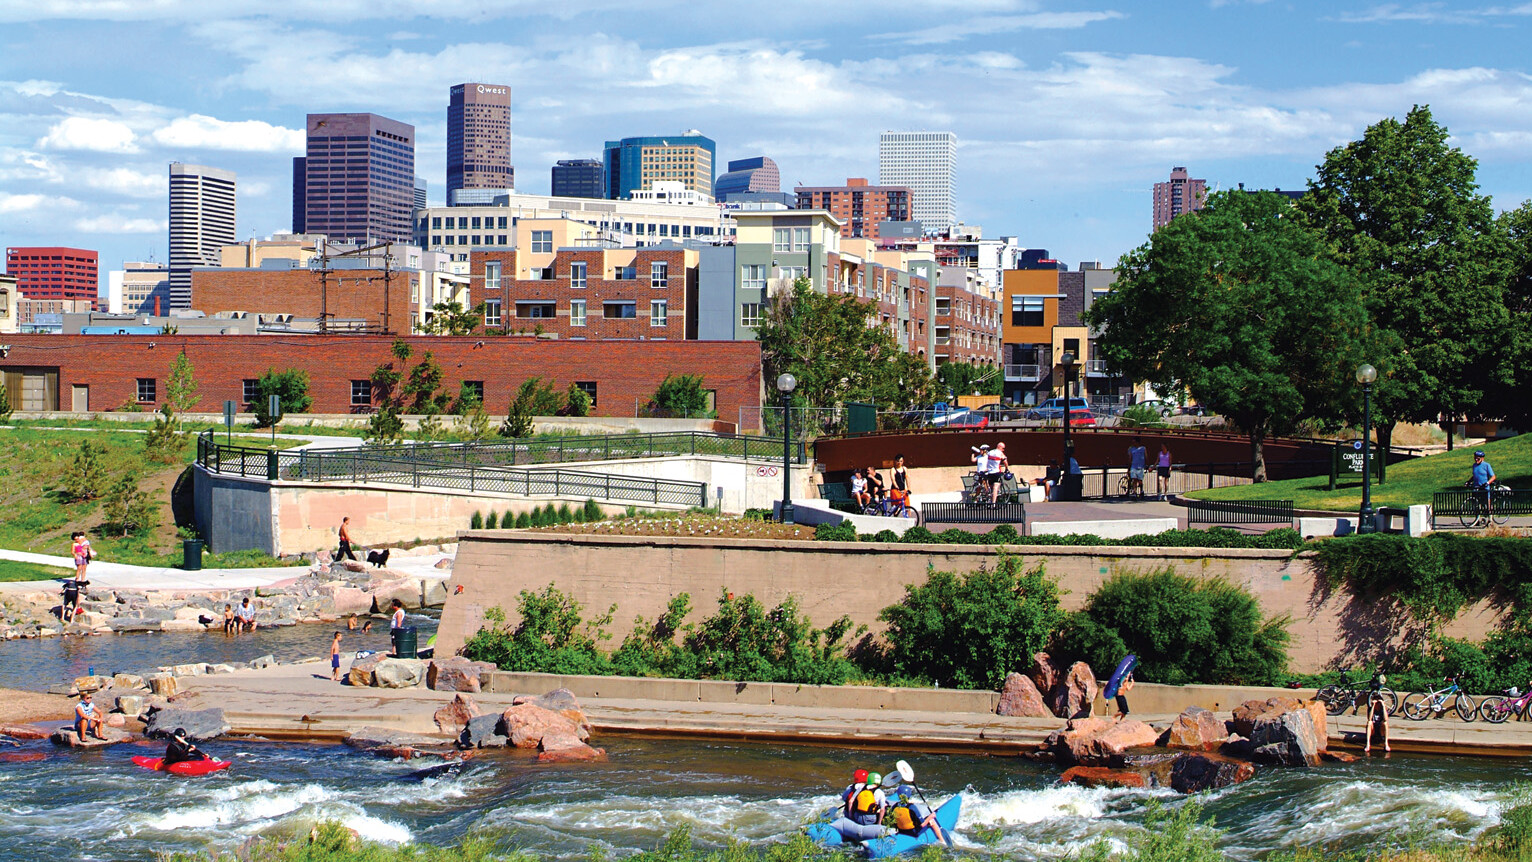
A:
[1169,752,1256,793]
[1229,697,1304,737]
[511,689,590,737]
[1029,652,1063,696]
[105,714,126,727]
[432,693,482,735]
[1322,750,1359,764]
[1053,716,1159,766]
[536,731,607,762]
[997,672,1051,718]
[0,752,47,763]
[1048,661,1098,719]
[348,653,386,687]
[0,724,50,740]
[502,703,583,749]
[1059,766,1147,789]
[427,658,482,693]
[373,745,422,760]
[1303,700,1329,749]
[1164,706,1227,751]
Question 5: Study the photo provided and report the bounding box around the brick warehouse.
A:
[191,267,415,331]
[0,335,762,419]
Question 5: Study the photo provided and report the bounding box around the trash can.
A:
[1058,472,1085,502]
[393,625,418,659]
[182,539,204,571]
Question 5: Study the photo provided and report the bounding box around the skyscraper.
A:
[1152,166,1207,229]
[878,131,957,234]
[168,162,236,310]
[447,82,512,203]
[551,159,605,199]
[714,156,780,199]
[414,177,428,211]
[302,113,415,244]
[4,247,98,306]
[603,131,716,200]
[291,157,306,233]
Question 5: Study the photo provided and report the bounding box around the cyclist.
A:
[1468,450,1498,514]
[984,442,1010,506]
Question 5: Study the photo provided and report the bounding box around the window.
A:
[350,380,372,407]
[574,381,598,408]
[603,301,636,319]
[615,265,637,280]
[484,261,501,291]
[650,261,668,288]
[530,266,554,280]
[136,378,156,403]
[569,299,586,327]
[570,261,587,289]
[471,235,481,246]
[1011,295,1045,327]
[793,227,810,251]
[431,217,441,229]
[498,217,508,229]
[741,302,763,328]
[742,264,765,291]
[242,379,259,404]
[780,266,806,282]
[483,298,502,327]
[471,216,481,229]
[517,301,556,318]
[461,380,485,404]
[773,228,791,252]
[531,230,553,253]
[650,299,668,327]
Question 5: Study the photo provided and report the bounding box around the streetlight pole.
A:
[777,373,797,524]
[1356,363,1377,534]
[1060,351,1076,462]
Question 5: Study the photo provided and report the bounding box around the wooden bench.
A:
[817,482,864,515]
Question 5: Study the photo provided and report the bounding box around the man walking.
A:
[337,517,357,562]
[1127,438,1147,500]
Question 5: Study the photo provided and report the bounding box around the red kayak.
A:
[131,755,232,776]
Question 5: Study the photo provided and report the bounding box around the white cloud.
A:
[872,11,1124,44]
[37,116,137,152]
[150,114,304,152]
[76,166,163,198]
[0,192,53,213]
[73,213,165,233]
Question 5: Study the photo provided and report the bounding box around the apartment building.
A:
[1153,166,1207,229]
[794,177,911,240]
[5,247,98,307]
[413,190,732,257]
[1001,264,1133,407]
[935,268,1001,368]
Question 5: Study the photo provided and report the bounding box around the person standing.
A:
[1156,443,1173,500]
[889,454,912,508]
[1114,672,1135,718]
[1127,438,1147,500]
[987,442,1010,506]
[330,631,344,682]
[1469,450,1498,516]
[222,604,236,635]
[389,598,407,656]
[337,517,358,562]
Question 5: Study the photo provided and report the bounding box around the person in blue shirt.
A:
[1470,450,1498,516]
[1127,438,1147,499]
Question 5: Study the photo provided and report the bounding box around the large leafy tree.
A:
[936,361,1002,398]
[755,277,936,419]
[1298,105,1511,451]
[1492,201,1532,431]
[1085,190,1369,481]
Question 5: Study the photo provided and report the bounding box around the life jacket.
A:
[848,787,881,823]
[889,803,919,834]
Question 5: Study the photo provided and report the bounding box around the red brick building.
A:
[470,246,696,341]
[0,335,762,418]
[191,267,418,333]
[5,246,99,307]
[935,271,1001,368]
[794,178,911,240]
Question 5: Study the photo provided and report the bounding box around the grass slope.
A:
[1188,433,1531,510]
[0,559,73,582]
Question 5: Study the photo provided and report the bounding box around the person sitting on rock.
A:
[235,598,256,632]
[74,691,105,740]
[163,727,209,766]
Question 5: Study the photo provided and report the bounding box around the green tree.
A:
[103,474,156,537]
[1492,201,1532,431]
[1298,105,1512,453]
[563,383,591,417]
[367,403,406,445]
[1085,190,1368,480]
[648,373,711,418]
[755,277,937,415]
[418,300,485,336]
[253,368,312,427]
[404,350,449,414]
[936,361,1002,398]
[61,440,108,502]
[0,382,10,424]
[166,350,200,417]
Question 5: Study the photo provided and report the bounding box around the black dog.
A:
[366,548,390,568]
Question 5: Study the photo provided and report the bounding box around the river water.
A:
[1,630,1528,861]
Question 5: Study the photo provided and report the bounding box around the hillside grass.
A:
[0,560,73,582]
[1188,433,1532,510]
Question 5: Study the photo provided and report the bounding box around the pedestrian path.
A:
[0,548,453,593]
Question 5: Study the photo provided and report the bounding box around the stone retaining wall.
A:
[436,533,1503,674]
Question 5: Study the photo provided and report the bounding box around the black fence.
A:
[1431,488,1532,530]
[1185,499,1295,526]
[922,501,1028,527]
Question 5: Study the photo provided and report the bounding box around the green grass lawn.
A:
[1188,432,1532,510]
[0,559,73,583]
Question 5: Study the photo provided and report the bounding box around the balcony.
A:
[1085,359,1113,377]
[1005,364,1042,381]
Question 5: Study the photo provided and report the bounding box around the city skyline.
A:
[2,1,1532,290]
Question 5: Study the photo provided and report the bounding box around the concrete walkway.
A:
[0,548,453,593]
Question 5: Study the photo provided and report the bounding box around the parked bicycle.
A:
[1402,675,1477,721]
[1316,670,1399,716]
[1477,685,1532,723]
[864,494,919,521]
[1459,481,1513,529]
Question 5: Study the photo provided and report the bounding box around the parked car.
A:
[1178,403,1209,417]
[1067,407,1096,427]
[1025,397,1090,420]
[932,409,989,429]
[1128,399,1177,418]
[975,403,1025,422]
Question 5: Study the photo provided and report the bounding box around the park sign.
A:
[1328,439,1383,490]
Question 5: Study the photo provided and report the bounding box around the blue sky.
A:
[3,0,1531,288]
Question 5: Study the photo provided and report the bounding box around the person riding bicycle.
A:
[981,443,1010,505]
[1467,450,1498,512]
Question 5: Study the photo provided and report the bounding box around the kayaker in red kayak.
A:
[164,728,211,767]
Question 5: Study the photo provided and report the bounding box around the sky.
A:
[3,0,1532,291]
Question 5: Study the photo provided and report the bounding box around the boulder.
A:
[112,673,146,690]
[503,703,585,749]
[427,657,483,693]
[1322,750,1360,764]
[1247,707,1323,767]
[373,659,425,688]
[348,653,386,687]
[105,714,126,728]
[1302,699,1329,748]
[248,654,276,670]
[511,688,591,734]
[421,579,448,607]
[342,560,367,573]
[161,619,205,633]
[114,695,146,717]
[368,579,421,612]
[51,726,132,747]
[459,713,509,749]
[320,585,372,616]
[1048,661,1098,719]
[1029,651,1064,696]
[169,663,208,677]
[1229,697,1304,738]
[143,707,230,741]
[345,726,453,753]
[73,675,112,693]
[996,672,1051,718]
[1169,752,1256,793]
[0,724,51,740]
[433,693,483,735]
[109,619,162,633]
[1050,716,1159,766]
[1060,766,1148,790]
[434,558,452,570]
[147,674,178,697]
[537,730,607,762]
[1163,706,1227,751]
[207,664,237,675]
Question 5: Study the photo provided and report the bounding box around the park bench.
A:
[817,482,864,515]
[1185,499,1294,527]
[922,501,1027,528]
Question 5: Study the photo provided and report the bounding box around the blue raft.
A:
[804,795,962,858]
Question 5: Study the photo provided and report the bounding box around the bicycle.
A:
[1316,669,1399,717]
[864,494,919,521]
[1459,482,1512,529]
[1402,675,1477,721]
[964,471,1019,507]
[1477,685,1532,723]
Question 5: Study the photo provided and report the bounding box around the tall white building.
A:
[878,131,957,234]
[107,261,170,315]
[168,163,236,310]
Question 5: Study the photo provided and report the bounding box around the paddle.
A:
[894,760,953,848]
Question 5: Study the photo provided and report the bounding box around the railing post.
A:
[413,459,419,488]
[266,450,278,481]
[470,465,476,494]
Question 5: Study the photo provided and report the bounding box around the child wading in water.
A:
[1364,675,1391,754]
[330,631,343,681]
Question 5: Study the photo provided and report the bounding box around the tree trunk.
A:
[1377,421,1395,460]
[1250,428,1267,483]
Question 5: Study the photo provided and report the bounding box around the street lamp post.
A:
[777,373,797,524]
[1356,363,1377,534]
[1060,351,1076,461]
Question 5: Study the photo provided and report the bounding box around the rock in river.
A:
[997,672,1051,718]
[143,707,230,741]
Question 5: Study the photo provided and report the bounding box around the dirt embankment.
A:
[0,687,74,724]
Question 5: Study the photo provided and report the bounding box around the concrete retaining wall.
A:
[437,532,1504,675]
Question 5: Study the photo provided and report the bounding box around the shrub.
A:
[814,522,856,542]
[484,511,498,529]
[557,503,573,523]
[253,368,312,427]
[460,586,613,675]
[61,440,107,502]
[1055,568,1291,686]
[564,382,591,417]
[103,474,156,537]
[1312,533,1532,622]
[582,499,604,522]
[515,511,531,528]
[0,383,11,424]
[878,555,1063,689]
[470,511,483,530]
[648,373,712,418]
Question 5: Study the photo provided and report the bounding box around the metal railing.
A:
[1431,487,1532,530]
[197,432,710,508]
[1084,359,1113,376]
[1185,499,1295,526]
[1005,364,1043,381]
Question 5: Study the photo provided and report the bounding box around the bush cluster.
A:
[814,523,1305,551]
[470,499,605,530]
[1312,533,1532,621]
